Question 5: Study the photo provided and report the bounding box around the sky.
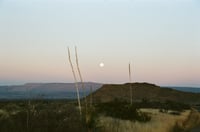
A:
[0,0,200,86]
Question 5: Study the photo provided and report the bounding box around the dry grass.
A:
[98,109,191,132]
[175,109,200,131]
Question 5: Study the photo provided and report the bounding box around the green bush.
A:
[96,100,151,122]
[0,100,87,132]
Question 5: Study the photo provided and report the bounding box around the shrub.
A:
[0,100,88,132]
[96,100,151,122]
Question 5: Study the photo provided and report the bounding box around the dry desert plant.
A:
[129,63,133,105]
[75,46,88,113]
[98,109,191,132]
[68,47,82,116]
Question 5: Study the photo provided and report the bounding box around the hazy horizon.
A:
[1,81,200,88]
[0,0,200,87]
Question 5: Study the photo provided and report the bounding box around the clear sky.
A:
[0,0,200,86]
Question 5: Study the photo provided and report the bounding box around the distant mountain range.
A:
[90,83,200,104]
[0,82,103,99]
[0,82,200,101]
[165,86,200,93]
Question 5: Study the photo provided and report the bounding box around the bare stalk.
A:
[26,87,29,132]
[75,46,87,112]
[90,85,93,107]
[129,63,133,105]
[68,47,82,116]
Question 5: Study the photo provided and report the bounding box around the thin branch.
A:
[26,87,30,132]
[129,62,133,105]
[68,47,82,116]
[75,46,87,110]
[90,85,93,107]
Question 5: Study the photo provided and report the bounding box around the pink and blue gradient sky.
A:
[0,0,200,86]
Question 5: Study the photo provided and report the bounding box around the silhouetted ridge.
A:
[91,82,200,104]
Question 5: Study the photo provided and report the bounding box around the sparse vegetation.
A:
[0,100,87,132]
[1,82,200,132]
[136,99,190,112]
[95,99,151,122]
[173,109,200,132]
[98,109,191,132]
[0,99,199,132]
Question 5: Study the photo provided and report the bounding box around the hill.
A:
[91,83,200,104]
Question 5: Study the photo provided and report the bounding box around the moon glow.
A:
[99,63,104,67]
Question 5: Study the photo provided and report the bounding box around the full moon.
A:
[99,63,104,67]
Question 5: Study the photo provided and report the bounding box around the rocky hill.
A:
[91,83,200,104]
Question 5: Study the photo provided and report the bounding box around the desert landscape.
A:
[1,83,200,132]
[1,0,200,132]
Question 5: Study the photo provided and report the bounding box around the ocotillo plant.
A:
[75,46,88,112]
[26,85,32,132]
[129,63,133,105]
[26,87,30,132]
[90,85,93,107]
[68,47,82,116]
